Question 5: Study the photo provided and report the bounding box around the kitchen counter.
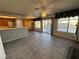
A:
[0,27,24,30]
[0,28,16,30]
[0,28,28,43]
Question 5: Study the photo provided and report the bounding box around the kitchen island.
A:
[0,28,28,43]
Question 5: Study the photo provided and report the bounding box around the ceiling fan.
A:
[34,0,48,17]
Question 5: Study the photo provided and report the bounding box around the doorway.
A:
[43,19,52,34]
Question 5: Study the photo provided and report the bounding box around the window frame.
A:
[34,21,41,29]
[57,16,79,34]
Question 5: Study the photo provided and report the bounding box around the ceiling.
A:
[0,0,78,17]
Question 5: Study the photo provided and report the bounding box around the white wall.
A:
[0,35,6,59]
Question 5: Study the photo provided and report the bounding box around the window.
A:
[43,19,51,33]
[35,21,41,28]
[58,18,68,32]
[68,16,78,33]
[57,16,78,33]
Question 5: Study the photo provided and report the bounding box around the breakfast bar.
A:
[0,28,28,43]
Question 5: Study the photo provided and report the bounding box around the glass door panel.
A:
[43,19,51,33]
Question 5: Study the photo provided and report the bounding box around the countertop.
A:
[0,27,25,31]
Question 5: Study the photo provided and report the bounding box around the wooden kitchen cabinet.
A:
[0,18,15,28]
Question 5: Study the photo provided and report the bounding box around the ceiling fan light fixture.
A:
[41,10,47,17]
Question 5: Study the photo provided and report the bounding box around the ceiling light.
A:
[25,16,36,19]
[41,11,47,17]
[0,16,16,19]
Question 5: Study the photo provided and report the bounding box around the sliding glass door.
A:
[35,21,41,29]
[43,19,51,33]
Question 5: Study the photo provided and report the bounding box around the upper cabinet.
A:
[0,18,15,28]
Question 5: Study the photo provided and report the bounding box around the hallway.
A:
[3,31,78,59]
